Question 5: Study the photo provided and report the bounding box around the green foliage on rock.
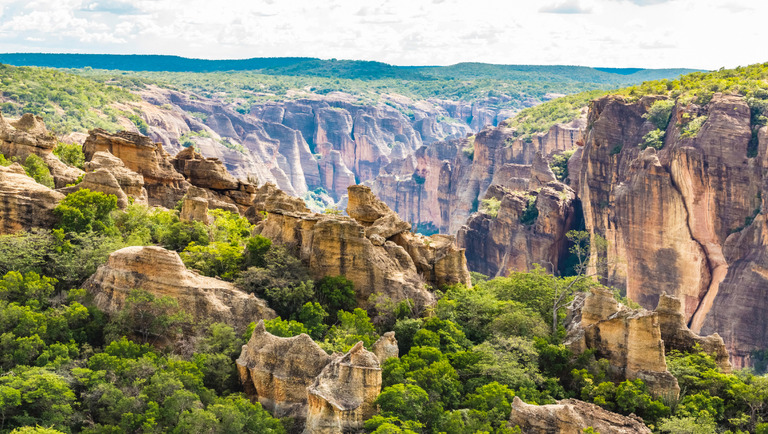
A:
[52,142,85,169]
[21,154,54,189]
[54,189,118,234]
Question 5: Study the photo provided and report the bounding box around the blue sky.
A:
[0,0,762,69]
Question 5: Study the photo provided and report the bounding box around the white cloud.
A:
[0,0,763,69]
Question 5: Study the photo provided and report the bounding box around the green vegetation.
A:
[643,99,675,130]
[52,142,85,170]
[640,129,666,150]
[504,90,606,142]
[519,195,539,225]
[20,155,54,189]
[481,197,502,218]
[681,115,707,138]
[550,149,575,181]
[0,64,137,134]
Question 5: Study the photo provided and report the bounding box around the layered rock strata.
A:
[0,163,64,234]
[507,396,651,434]
[249,184,471,309]
[83,246,275,330]
[236,321,382,432]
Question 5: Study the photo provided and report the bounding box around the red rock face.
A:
[577,93,767,365]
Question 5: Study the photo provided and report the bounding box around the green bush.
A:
[639,129,665,150]
[681,115,707,138]
[181,241,245,281]
[54,189,118,234]
[550,149,575,181]
[21,154,54,189]
[519,195,538,225]
[643,99,675,130]
[52,142,85,169]
[481,197,502,218]
[315,275,357,322]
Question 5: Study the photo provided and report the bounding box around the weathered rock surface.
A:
[507,396,651,434]
[576,93,766,367]
[0,163,64,234]
[564,288,679,398]
[655,293,731,372]
[83,246,275,330]
[458,182,577,277]
[237,321,332,421]
[305,342,382,434]
[249,184,470,309]
[372,114,584,234]
[0,112,82,187]
[236,321,382,432]
[83,129,188,208]
[84,151,148,205]
[372,331,399,363]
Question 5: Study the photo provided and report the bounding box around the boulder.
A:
[59,169,130,208]
[171,146,240,191]
[83,246,274,330]
[85,151,148,205]
[0,163,64,234]
[508,396,651,434]
[372,331,399,363]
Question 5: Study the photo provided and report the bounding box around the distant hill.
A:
[0,53,701,84]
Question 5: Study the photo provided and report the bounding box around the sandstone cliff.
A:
[372,114,584,235]
[576,93,766,367]
[508,396,651,434]
[236,321,382,432]
[83,246,275,331]
[0,163,64,234]
[249,183,471,309]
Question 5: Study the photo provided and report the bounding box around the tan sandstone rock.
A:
[0,163,65,234]
[372,331,399,363]
[304,342,382,434]
[565,287,680,398]
[83,246,274,330]
[508,396,651,434]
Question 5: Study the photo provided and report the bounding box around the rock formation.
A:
[249,184,470,309]
[83,129,187,208]
[564,287,680,398]
[236,321,382,432]
[84,151,148,205]
[0,112,82,187]
[0,163,64,234]
[576,93,766,367]
[83,246,275,330]
[507,396,651,434]
[371,331,399,364]
[655,293,731,372]
[458,182,577,277]
[372,114,584,234]
[304,342,382,434]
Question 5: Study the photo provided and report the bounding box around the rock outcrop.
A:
[250,184,470,309]
[372,331,399,363]
[236,321,382,432]
[458,182,578,277]
[305,342,382,434]
[564,288,679,398]
[507,396,651,434]
[83,246,275,330]
[655,293,731,372]
[83,151,148,205]
[0,112,82,187]
[0,163,64,234]
[83,129,187,208]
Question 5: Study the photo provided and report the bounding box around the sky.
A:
[0,0,762,70]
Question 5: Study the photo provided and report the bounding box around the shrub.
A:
[52,142,84,169]
[181,241,245,281]
[480,198,501,218]
[643,99,675,130]
[681,115,707,138]
[519,195,538,225]
[316,275,357,322]
[129,114,149,135]
[639,129,665,150]
[22,154,54,188]
[550,149,575,181]
[54,189,118,234]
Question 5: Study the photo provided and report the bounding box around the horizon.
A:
[0,52,706,71]
[0,0,763,71]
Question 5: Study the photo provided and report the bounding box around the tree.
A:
[21,155,54,189]
[549,230,605,333]
[54,189,118,234]
[315,275,356,322]
[105,289,192,345]
[52,142,85,169]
